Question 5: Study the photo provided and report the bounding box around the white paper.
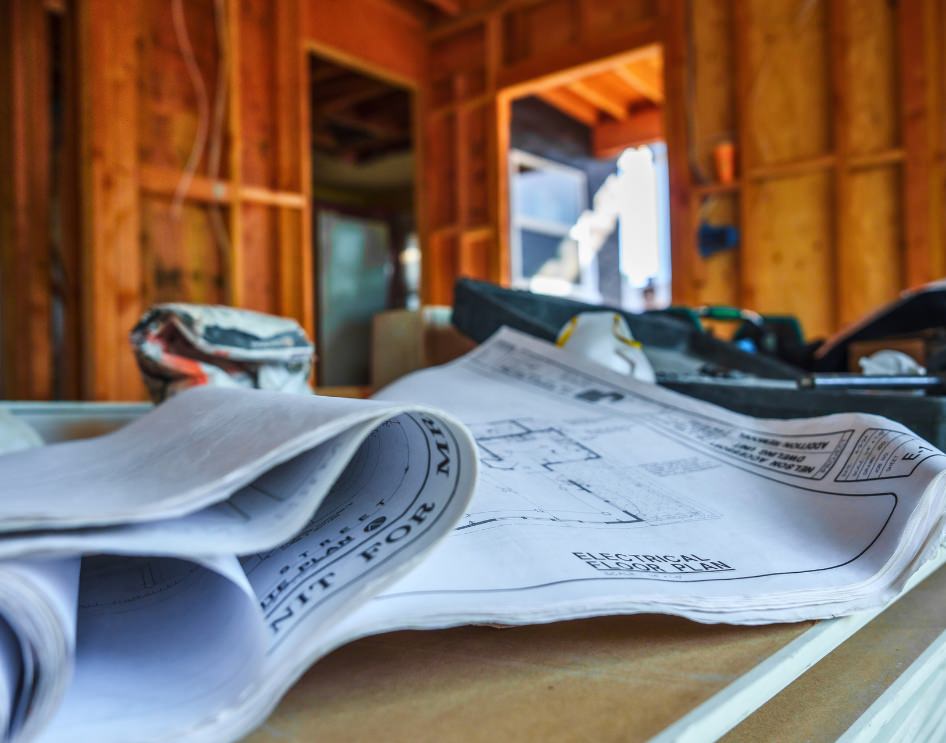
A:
[0,387,477,743]
[341,328,946,634]
[3,331,946,743]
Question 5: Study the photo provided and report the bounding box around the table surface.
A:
[724,559,946,742]
[10,402,941,742]
[245,616,813,742]
[246,559,946,743]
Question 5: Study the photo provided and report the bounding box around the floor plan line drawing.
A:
[456,419,713,533]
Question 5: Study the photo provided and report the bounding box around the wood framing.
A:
[592,106,663,159]
[79,0,143,400]
[666,0,942,339]
[2,0,944,399]
[0,0,54,400]
[898,0,936,289]
[301,0,428,88]
[662,0,698,305]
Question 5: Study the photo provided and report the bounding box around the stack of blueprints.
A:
[0,328,943,742]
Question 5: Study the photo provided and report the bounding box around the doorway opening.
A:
[504,44,670,311]
[309,54,418,387]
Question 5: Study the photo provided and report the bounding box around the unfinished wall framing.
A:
[686,0,945,339]
[1,0,944,400]
[420,0,665,305]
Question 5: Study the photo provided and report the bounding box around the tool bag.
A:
[451,279,800,380]
[451,279,946,448]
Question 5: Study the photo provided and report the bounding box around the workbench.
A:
[242,549,946,743]
[10,402,946,742]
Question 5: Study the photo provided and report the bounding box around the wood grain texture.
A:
[745,173,834,339]
[724,565,946,742]
[833,168,903,334]
[690,0,736,184]
[302,0,428,88]
[744,0,830,167]
[663,0,699,303]
[0,0,53,400]
[80,0,145,400]
[844,0,898,155]
[898,0,936,289]
[245,615,812,743]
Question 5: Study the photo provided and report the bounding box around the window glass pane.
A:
[512,167,584,228]
[519,230,580,284]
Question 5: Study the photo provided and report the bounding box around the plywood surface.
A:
[244,615,812,742]
[744,172,834,339]
[723,564,946,742]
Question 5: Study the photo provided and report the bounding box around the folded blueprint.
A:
[0,328,944,742]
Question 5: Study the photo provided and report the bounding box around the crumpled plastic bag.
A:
[131,304,315,403]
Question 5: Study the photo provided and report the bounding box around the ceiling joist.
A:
[592,106,663,159]
[536,88,599,126]
[611,63,664,103]
[567,80,628,121]
[421,0,460,16]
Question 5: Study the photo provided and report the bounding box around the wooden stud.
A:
[0,0,53,399]
[423,0,461,17]
[847,149,905,171]
[732,0,753,311]
[612,61,664,103]
[275,0,314,340]
[898,0,933,288]
[302,0,427,89]
[662,0,700,303]
[488,14,511,287]
[536,88,599,126]
[497,25,661,94]
[455,76,470,232]
[56,0,83,400]
[138,165,307,209]
[79,0,143,400]
[592,106,663,159]
[747,154,837,182]
[227,0,244,306]
[566,80,628,120]
[829,0,851,328]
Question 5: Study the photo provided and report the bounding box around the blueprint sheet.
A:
[337,328,946,630]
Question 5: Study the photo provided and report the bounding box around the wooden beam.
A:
[732,0,754,310]
[311,75,391,113]
[566,80,628,120]
[536,87,599,127]
[324,110,410,140]
[139,165,230,203]
[138,165,307,209]
[847,148,905,170]
[227,0,243,307]
[612,62,663,103]
[497,24,661,94]
[423,0,460,16]
[662,0,701,303]
[429,0,558,40]
[592,106,663,158]
[487,14,509,287]
[0,0,53,400]
[79,0,143,400]
[829,0,851,328]
[746,154,837,182]
[57,0,83,400]
[898,0,935,288]
[275,0,315,349]
[302,0,427,90]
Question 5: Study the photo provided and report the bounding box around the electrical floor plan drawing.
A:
[456,419,716,532]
